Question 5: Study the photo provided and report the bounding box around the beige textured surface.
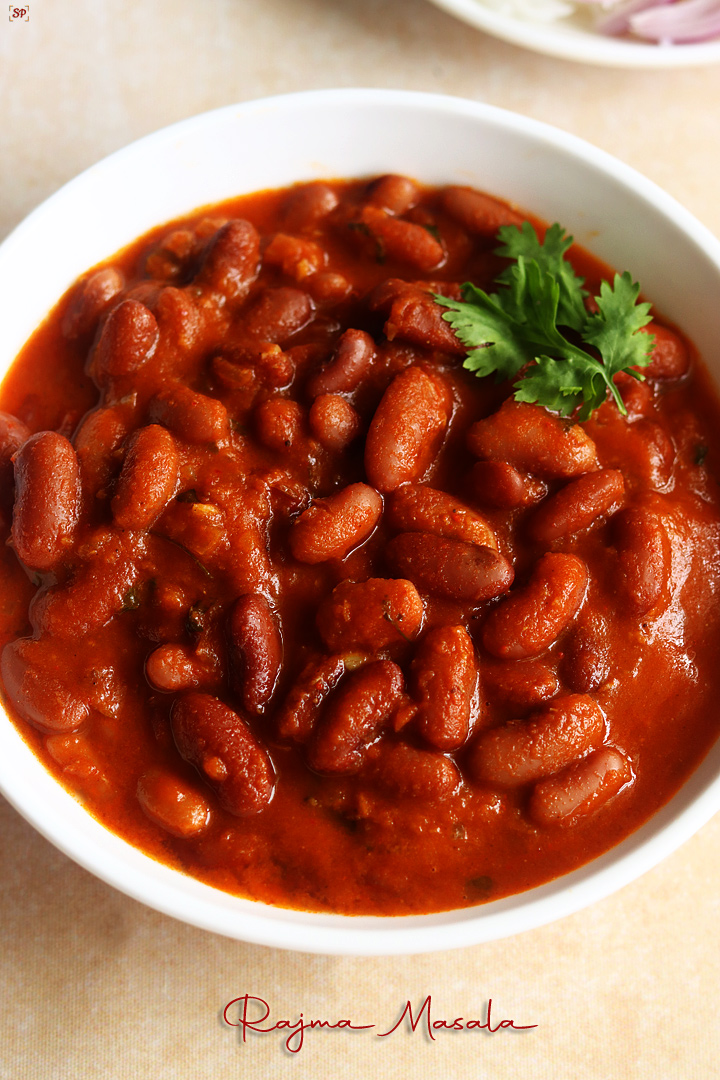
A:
[2,1,720,1076]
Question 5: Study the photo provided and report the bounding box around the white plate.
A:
[428,0,720,66]
[2,89,720,954]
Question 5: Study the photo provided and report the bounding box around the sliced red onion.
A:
[630,0,720,41]
[594,0,673,36]
[475,0,720,43]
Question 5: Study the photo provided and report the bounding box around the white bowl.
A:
[2,89,720,955]
[427,0,720,67]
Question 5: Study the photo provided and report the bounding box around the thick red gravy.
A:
[0,176,719,916]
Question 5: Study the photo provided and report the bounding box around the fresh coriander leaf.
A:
[433,287,529,381]
[433,219,656,421]
[437,258,571,381]
[496,221,587,331]
[501,258,567,352]
[514,351,615,420]
[513,355,585,417]
[496,221,572,268]
[582,271,654,373]
[437,254,591,400]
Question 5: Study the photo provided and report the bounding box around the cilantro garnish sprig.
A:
[434,222,655,421]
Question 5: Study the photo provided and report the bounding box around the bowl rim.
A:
[2,88,720,955]
[426,0,720,67]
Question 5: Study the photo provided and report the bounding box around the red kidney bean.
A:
[306,328,375,398]
[529,469,625,545]
[289,341,331,375]
[136,768,212,838]
[145,643,215,693]
[560,609,611,693]
[366,174,420,215]
[189,625,226,687]
[148,384,230,444]
[171,692,275,816]
[467,399,599,478]
[12,431,81,571]
[316,577,424,652]
[483,658,559,711]
[359,206,444,273]
[227,594,283,715]
[384,291,466,355]
[637,323,690,380]
[145,228,197,281]
[308,394,361,451]
[61,267,125,341]
[468,460,547,509]
[308,271,352,305]
[411,625,477,751]
[45,731,110,799]
[216,483,274,597]
[289,483,382,564]
[468,693,605,787]
[255,398,304,454]
[281,182,339,231]
[243,287,314,344]
[584,413,674,491]
[1,636,90,733]
[483,552,588,660]
[365,365,453,492]
[210,354,255,396]
[386,533,514,604]
[196,219,260,301]
[163,226,197,255]
[125,281,162,309]
[529,746,633,827]
[194,216,228,241]
[74,405,132,500]
[0,411,30,462]
[154,285,203,355]
[368,276,461,313]
[263,469,311,520]
[367,277,421,313]
[613,504,669,617]
[276,653,346,742]
[626,420,676,490]
[29,528,144,638]
[307,660,404,774]
[112,425,179,530]
[264,233,326,281]
[0,411,30,504]
[368,741,461,800]
[91,299,159,385]
[213,343,294,394]
[441,186,524,235]
[387,483,497,549]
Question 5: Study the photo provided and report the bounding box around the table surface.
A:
[2,2,720,1077]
